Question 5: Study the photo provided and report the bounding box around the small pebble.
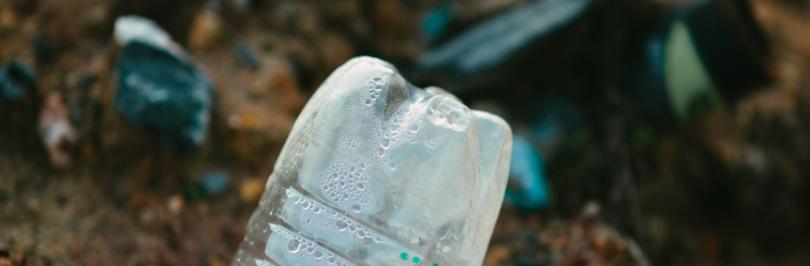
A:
[202,170,230,196]
[232,41,261,69]
[167,195,184,215]
[240,178,265,203]
[0,7,17,30]
[188,9,222,52]
[38,93,77,168]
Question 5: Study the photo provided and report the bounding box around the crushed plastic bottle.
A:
[232,57,512,266]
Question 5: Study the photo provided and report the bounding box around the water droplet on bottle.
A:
[336,220,348,231]
[351,204,360,213]
[287,239,300,253]
[380,138,390,149]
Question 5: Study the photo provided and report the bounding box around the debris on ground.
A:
[201,170,229,196]
[113,16,213,157]
[37,93,77,168]
[1,0,810,265]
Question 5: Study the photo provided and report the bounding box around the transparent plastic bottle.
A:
[232,57,512,266]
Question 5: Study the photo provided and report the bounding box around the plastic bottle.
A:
[232,57,512,266]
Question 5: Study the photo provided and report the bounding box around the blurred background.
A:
[2,0,810,265]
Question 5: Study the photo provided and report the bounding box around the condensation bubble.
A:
[380,138,391,149]
[351,204,360,213]
[409,124,419,132]
[287,239,300,253]
[336,220,348,231]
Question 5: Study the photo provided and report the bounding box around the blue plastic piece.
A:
[202,170,230,196]
[0,59,37,101]
[418,0,592,77]
[420,2,454,43]
[115,41,213,157]
[506,134,550,210]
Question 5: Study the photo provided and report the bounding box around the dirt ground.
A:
[2,0,810,265]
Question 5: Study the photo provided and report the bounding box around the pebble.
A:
[201,170,230,196]
[188,9,222,52]
[0,7,17,30]
[240,178,265,203]
[38,93,77,168]
[167,195,184,215]
[232,41,261,69]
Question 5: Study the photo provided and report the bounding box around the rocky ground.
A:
[2,0,810,265]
